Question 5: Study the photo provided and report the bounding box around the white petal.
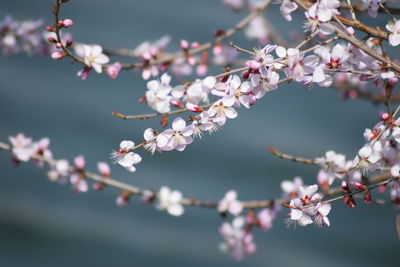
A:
[172,117,186,131]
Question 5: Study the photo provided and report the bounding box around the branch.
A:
[0,141,395,211]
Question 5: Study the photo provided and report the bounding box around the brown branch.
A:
[54,0,272,71]
[0,141,395,211]
[297,0,389,40]
[267,146,317,165]
[333,80,400,104]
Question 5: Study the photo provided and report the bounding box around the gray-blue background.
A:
[0,1,398,266]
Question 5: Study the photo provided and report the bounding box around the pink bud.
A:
[92,183,106,191]
[58,20,64,25]
[381,112,390,121]
[116,193,130,207]
[97,162,110,177]
[51,51,65,60]
[353,182,367,190]
[107,62,122,79]
[186,103,203,112]
[66,39,73,47]
[62,19,73,27]
[149,47,158,57]
[180,39,189,50]
[191,41,200,48]
[213,44,223,56]
[47,37,56,43]
[45,26,53,32]
[341,181,350,192]
[196,64,207,76]
[364,192,372,204]
[171,99,184,108]
[77,67,91,80]
[187,55,196,66]
[56,42,62,48]
[142,52,151,61]
[74,155,85,170]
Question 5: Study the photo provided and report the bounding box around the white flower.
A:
[353,142,382,171]
[112,140,142,172]
[219,217,256,260]
[208,95,238,126]
[143,128,158,154]
[218,190,243,216]
[47,159,70,182]
[314,203,331,227]
[288,198,313,227]
[145,73,173,113]
[386,20,400,46]
[279,0,298,22]
[9,133,34,162]
[156,117,194,151]
[308,0,340,23]
[362,0,380,18]
[281,176,303,198]
[157,186,184,216]
[75,44,109,73]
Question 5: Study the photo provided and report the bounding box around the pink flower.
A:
[218,190,243,216]
[219,217,256,260]
[47,159,70,183]
[257,208,276,231]
[70,173,88,193]
[156,117,194,151]
[208,95,238,126]
[9,133,34,162]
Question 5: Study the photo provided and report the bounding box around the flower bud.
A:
[62,19,73,27]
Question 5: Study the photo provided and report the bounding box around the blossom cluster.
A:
[0,16,48,55]
[4,0,400,262]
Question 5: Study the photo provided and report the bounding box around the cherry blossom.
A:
[9,133,34,162]
[143,128,158,154]
[218,190,243,216]
[47,159,69,183]
[74,44,109,73]
[313,203,331,227]
[157,186,184,216]
[257,208,277,231]
[353,142,382,171]
[156,117,194,151]
[386,20,400,47]
[278,0,298,22]
[145,73,174,113]
[219,217,256,260]
[288,198,314,227]
[111,140,142,172]
[281,176,303,198]
[208,95,238,126]
[307,0,340,23]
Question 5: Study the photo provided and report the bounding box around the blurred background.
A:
[0,0,398,266]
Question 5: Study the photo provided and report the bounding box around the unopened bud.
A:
[62,19,73,27]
